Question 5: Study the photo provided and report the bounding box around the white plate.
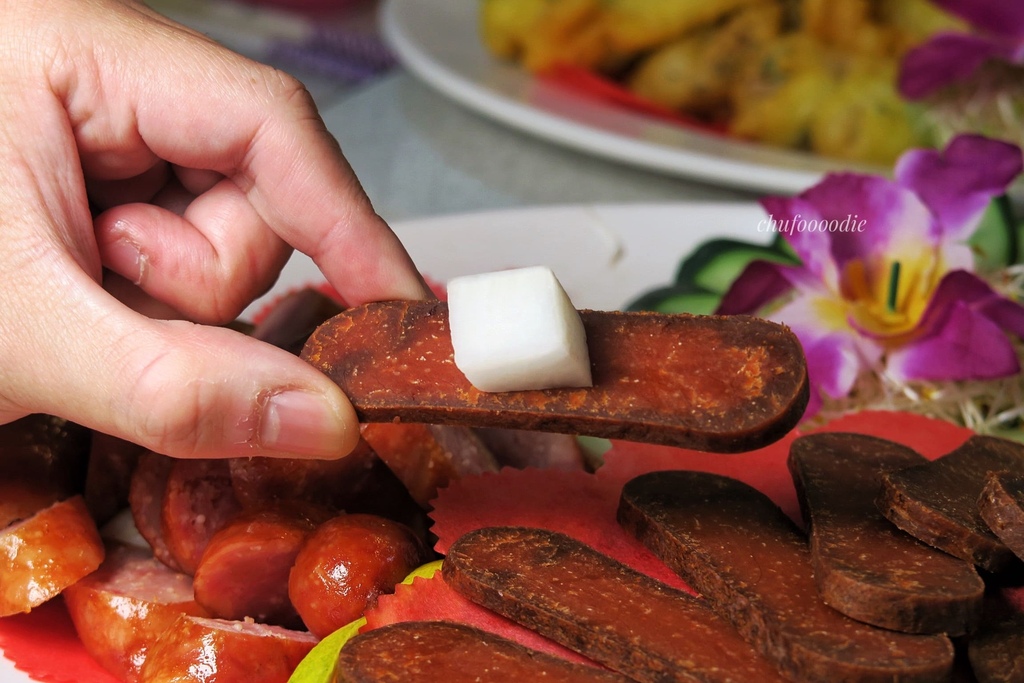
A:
[0,201,768,683]
[244,201,769,318]
[379,0,884,195]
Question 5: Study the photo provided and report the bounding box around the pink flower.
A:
[900,0,1024,99]
[717,135,1024,417]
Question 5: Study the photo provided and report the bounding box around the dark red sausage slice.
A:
[301,301,809,453]
[192,509,317,628]
[441,526,790,683]
[878,435,1024,574]
[139,614,317,683]
[967,611,1024,683]
[63,543,207,682]
[978,471,1024,562]
[129,452,182,572]
[788,433,984,635]
[337,621,632,683]
[0,496,104,616]
[474,427,587,471]
[618,471,955,683]
[161,458,242,575]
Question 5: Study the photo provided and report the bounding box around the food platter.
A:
[379,0,886,195]
[0,201,768,683]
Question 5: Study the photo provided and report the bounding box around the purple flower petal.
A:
[915,270,1024,343]
[929,0,1024,41]
[715,260,794,316]
[899,33,1002,99]
[887,301,1021,381]
[760,195,835,286]
[896,135,1023,239]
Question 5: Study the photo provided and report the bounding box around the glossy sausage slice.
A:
[301,301,809,453]
[139,614,317,683]
[442,526,790,683]
[978,471,1024,562]
[788,433,984,635]
[0,495,104,616]
[63,543,208,683]
[337,621,632,683]
[618,471,955,683]
[878,435,1024,574]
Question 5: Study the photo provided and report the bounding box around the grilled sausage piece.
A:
[301,301,809,453]
[337,621,632,683]
[788,433,984,635]
[967,610,1024,683]
[0,495,104,617]
[192,509,319,629]
[129,452,182,571]
[619,471,956,683]
[288,513,427,639]
[63,543,207,683]
[138,614,317,683]
[978,471,1024,562]
[879,435,1024,574]
[442,526,790,683]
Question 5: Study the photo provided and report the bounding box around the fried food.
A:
[479,0,959,164]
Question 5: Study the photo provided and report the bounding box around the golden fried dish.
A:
[479,0,965,165]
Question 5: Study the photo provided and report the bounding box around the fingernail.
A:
[105,229,148,286]
[260,390,350,458]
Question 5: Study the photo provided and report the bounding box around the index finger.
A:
[69,7,429,305]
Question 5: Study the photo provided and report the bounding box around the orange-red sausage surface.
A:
[302,301,809,453]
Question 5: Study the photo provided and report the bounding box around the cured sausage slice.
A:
[878,435,1024,574]
[63,543,207,682]
[138,614,317,683]
[618,471,955,683]
[192,509,318,628]
[337,621,632,683]
[978,471,1024,561]
[288,513,427,639]
[441,526,790,683]
[129,451,182,572]
[0,495,104,616]
[302,301,809,453]
[0,414,90,499]
[360,422,498,508]
[967,610,1024,683]
[161,458,242,575]
[788,433,984,635]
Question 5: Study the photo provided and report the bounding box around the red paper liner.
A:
[0,599,118,683]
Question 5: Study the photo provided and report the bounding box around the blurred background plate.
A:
[380,0,882,195]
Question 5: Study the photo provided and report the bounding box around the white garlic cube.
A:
[447,266,593,393]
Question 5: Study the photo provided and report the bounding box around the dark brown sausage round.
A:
[192,509,319,628]
[63,543,207,682]
[288,513,427,638]
[0,495,104,616]
[161,458,242,575]
[139,614,317,683]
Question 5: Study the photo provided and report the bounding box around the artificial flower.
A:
[899,0,1024,99]
[717,134,1024,418]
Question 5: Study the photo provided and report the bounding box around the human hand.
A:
[0,0,428,460]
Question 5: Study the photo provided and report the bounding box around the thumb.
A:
[5,275,359,460]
